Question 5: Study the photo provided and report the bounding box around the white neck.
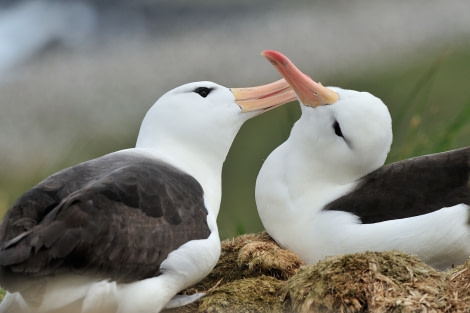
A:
[135,122,243,218]
[258,139,354,210]
[256,140,354,249]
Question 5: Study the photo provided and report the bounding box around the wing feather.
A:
[0,153,210,286]
[324,147,470,223]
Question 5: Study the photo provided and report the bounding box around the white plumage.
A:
[256,50,470,270]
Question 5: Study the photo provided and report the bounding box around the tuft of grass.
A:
[434,97,470,152]
[392,52,442,160]
[287,251,448,313]
[389,50,470,161]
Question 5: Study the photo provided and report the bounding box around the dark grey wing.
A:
[324,146,470,224]
[0,153,210,286]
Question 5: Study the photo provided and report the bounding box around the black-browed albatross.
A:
[0,79,296,313]
[255,50,470,270]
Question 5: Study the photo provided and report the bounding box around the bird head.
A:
[136,79,296,161]
[262,50,392,181]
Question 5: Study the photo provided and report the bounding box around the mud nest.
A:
[164,232,470,313]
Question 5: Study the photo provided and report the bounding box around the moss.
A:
[198,276,286,313]
[164,235,470,313]
[237,238,303,280]
[163,232,302,313]
[286,251,452,313]
[181,232,303,294]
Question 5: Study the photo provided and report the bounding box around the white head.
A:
[262,50,392,183]
[136,80,295,160]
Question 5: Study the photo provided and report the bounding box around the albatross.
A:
[0,79,296,313]
[255,49,470,270]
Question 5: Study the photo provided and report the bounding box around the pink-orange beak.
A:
[231,79,296,113]
[261,50,339,107]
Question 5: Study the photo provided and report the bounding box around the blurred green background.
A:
[0,1,469,240]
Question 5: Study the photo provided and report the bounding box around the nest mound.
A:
[286,251,451,313]
[164,232,302,313]
[198,276,286,313]
[190,232,303,292]
[161,232,470,313]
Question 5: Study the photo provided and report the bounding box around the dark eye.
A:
[193,87,213,98]
[333,120,343,137]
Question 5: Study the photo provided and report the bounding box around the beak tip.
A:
[262,49,339,108]
[261,49,284,59]
[261,49,273,56]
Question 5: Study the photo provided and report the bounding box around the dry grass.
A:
[163,232,470,313]
[163,232,302,313]
[287,251,450,313]
[445,259,470,313]
[198,276,286,313]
